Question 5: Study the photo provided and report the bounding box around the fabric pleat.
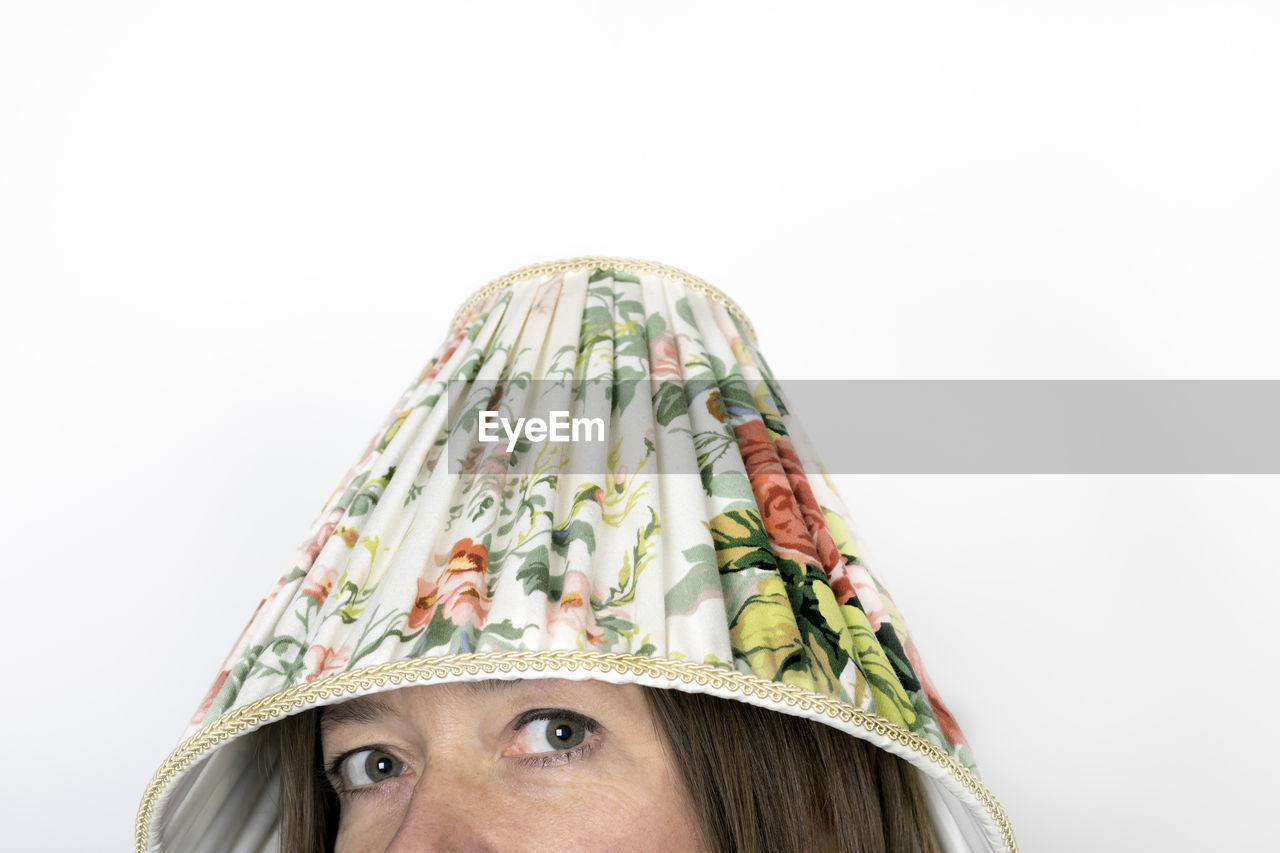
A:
[149,260,1009,853]
[187,265,974,767]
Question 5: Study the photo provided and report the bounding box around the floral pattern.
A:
[185,264,976,777]
[413,538,492,628]
[301,566,339,605]
[303,644,351,682]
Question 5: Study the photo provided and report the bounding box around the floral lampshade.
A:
[137,257,1015,852]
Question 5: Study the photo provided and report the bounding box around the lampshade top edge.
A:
[447,256,758,343]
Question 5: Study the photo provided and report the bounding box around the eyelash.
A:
[513,740,596,768]
[325,747,397,799]
[510,708,600,767]
[324,709,601,796]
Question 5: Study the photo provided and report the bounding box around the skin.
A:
[318,678,708,853]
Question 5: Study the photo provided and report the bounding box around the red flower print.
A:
[409,538,492,630]
[769,429,894,624]
[438,538,492,624]
[733,419,781,476]
[733,420,820,563]
[906,639,968,747]
[408,576,438,630]
[772,432,861,601]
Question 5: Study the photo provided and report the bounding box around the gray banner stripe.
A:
[787,380,1280,474]
[444,379,1280,474]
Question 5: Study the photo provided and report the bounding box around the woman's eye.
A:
[337,748,404,788]
[508,712,596,755]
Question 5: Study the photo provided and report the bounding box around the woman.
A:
[137,258,1015,852]
[280,678,941,852]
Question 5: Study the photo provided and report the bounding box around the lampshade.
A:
[137,257,1015,852]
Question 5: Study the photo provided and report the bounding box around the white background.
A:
[2,3,1278,851]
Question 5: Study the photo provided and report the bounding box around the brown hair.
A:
[643,688,940,853]
[278,702,339,853]
[278,686,941,853]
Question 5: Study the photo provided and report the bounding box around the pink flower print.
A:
[905,639,968,747]
[299,508,345,573]
[648,330,682,380]
[303,644,352,682]
[355,431,379,467]
[847,569,891,631]
[440,581,491,625]
[190,670,229,726]
[408,576,437,630]
[551,571,606,648]
[478,448,512,477]
[301,565,340,606]
[417,323,468,386]
[460,443,483,473]
[409,538,493,630]
[207,572,286,685]
[531,275,562,316]
[437,538,492,625]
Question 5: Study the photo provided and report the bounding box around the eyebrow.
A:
[465,678,523,695]
[319,695,398,733]
[318,680,526,732]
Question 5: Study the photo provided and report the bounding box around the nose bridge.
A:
[384,759,499,853]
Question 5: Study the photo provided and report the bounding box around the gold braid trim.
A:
[447,256,759,344]
[136,652,1016,853]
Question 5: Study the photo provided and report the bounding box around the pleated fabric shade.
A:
[137,257,1015,852]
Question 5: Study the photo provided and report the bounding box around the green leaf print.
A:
[348,468,394,517]
[653,382,687,427]
[845,609,917,729]
[514,544,551,596]
[708,508,860,697]
[551,519,596,557]
[376,412,410,453]
[664,543,721,615]
[588,268,641,284]
[479,618,532,642]
[645,311,667,342]
[335,471,372,513]
[612,364,645,413]
[675,296,696,328]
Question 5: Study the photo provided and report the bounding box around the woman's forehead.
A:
[320,677,647,730]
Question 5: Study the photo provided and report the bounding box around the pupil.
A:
[367,752,397,779]
[549,719,582,747]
